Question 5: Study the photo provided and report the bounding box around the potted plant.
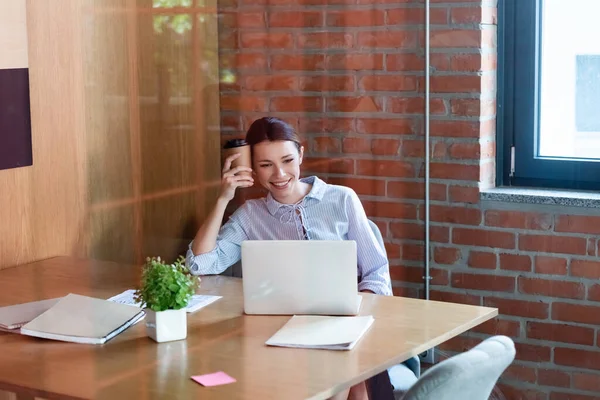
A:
[134,256,200,343]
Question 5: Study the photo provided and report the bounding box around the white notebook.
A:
[0,298,61,331]
[107,289,221,313]
[21,294,144,344]
[266,315,374,351]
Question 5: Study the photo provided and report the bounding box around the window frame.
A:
[497,0,600,191]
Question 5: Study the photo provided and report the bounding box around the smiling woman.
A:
[185,116,395,399]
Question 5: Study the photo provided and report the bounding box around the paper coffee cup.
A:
[223,139,251,176]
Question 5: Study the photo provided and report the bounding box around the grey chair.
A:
[399,335,515,400]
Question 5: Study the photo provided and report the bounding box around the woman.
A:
[186,117,394,399]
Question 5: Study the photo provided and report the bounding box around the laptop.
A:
[241,240,361,316]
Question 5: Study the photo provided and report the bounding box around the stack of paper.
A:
[0,298,61,332]
[266,315,374,351]
[107,289,221,313]
[21,294,144,344]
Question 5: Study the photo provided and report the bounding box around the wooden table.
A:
[0,257,497,400]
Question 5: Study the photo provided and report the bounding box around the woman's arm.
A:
[345,189,393,296]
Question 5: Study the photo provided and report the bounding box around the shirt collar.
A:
[265,176,326,216]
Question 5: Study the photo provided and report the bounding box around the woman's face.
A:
[252,140,304,202]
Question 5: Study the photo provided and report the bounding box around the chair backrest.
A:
[400,335,516,400]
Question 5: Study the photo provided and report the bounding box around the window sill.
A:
[480,187,600,209]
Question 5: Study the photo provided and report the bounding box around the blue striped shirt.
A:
[186,176,392,295]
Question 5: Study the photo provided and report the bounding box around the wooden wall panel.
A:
[0,0,221,269]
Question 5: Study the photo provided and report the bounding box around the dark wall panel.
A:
[0,68,32,170]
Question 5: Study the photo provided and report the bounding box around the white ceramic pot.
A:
[144,308,187,343]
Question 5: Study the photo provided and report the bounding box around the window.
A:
[498,0,600,190]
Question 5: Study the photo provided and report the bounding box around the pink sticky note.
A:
[191,371,236,387]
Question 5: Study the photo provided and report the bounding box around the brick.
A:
[326,54,384,70]
[358,76,417,92]
[500,254,532,272]
[448,143,480,159]
[298,76,354,92]
[327,96,383,113]
[449,186,479,204]
[503,364,537,384]
[483,297,549,319]
[357,160,415,178]
[387,97,447,115]
[537,369,571,388]
[552,303,600,325]
[299,118,354,134]
[387,181,446,201]
[401,140,424,158]
[242,75,296,91]
[429,120,482,138]
[430,29,481,48]
[555,347,600,371]
[571,259,600,279]
[385,243,401,259]
[514,342,552,362]
[362,201,417,219]
[326,10,385,27]
[573,372,600,392]
[519,235,587,255]
[387,7,447,25]
[534,256,568,275]
[390,222,449,243]
[429,290,481,305]
[527,322,594,346]
[357,31,417,49]
[220,12,265,29]
[270,96,323,112]
[425,205,481,225]
[371,139,400,156]
[390,265,424,283]
[450,7,497,24]
[453,228,515,249]
[437,335,482,353]
[555,215,600,235]
[468,251,496,269]
[302,157,354,174]
[268,11,323,27]
[326,177,385,197]
[297,32,353,49]
[550,393,599,400]
[430,163,479,181]
[430,75,481,93]
[519,277,585,299]
[495,384,547,400]
[313,137,341,154]
[220,95,268,112]
[240,32,293,49]
[450,98,496,117]
[271,54,325,71]
[221,116,242,131]
[588,284,600,302]
[356,118,417,135]
[342,137,370,154]
[451,273,515,293]
[220,53,267,70]
[401,243,426,262]
[588,239,596,256]
[392,286,419,298]
[484,210,553,230]
[471,317,520,337]
[386,54,425,71]
[434,247,461,265]
[432,142,447,159]
[450,53,496,72]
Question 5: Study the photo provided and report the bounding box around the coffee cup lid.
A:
[223,139,248,149]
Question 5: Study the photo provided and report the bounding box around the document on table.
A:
[107,290,221,313]
[266,315,374,351]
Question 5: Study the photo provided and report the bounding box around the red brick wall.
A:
[217,1,600,398]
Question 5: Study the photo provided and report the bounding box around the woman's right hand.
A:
[218,153,254,202]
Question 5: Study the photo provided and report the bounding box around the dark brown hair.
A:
[245,117,302,153]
